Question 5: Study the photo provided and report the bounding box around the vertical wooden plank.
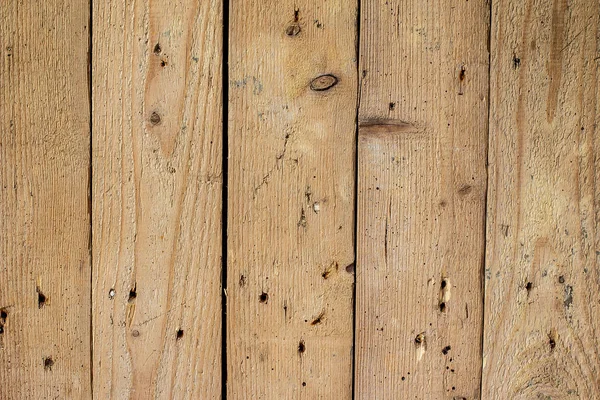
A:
[483,0,600,397]
[227,1,357,398]
[92,1,222,398]
[356,0,489,398]
[0,1,91,398]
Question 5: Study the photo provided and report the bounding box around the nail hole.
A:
[160,60,167,67]
[310,74,338,91]
[298,340,305,354]
[415,332,425,345]
[176,329,184,340]
[259,292,269,303]
[37,287,47,309]
[558,275,565,284]
[153,43,162,55]
[439,302,446,312]
[128,284,137,303]
[302,382,306,387]
[43,357,54,371]
[441,279,447,289]
[525,282,533,291]
[108,289,116,299]
[389,102,396,111]
[150,112,161,125]
[132,330,140,337]
[513,56,521,69]
[459,66,466,81]
[442,345,451,355]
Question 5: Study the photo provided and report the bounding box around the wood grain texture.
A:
[0,1,91,398]
[482,0,600,398]
[92,1,222,398]
[356,0,489,398]
[227,1,357,398]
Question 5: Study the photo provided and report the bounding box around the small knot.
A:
[310,74,338,91]
[285,24,301,36]
[150,112,161,125]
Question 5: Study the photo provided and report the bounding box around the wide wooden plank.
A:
[0,1,91,398]
[227,1,357,398]
[356,0,490,398]
[92,1,222,398]
[482,0,600,397]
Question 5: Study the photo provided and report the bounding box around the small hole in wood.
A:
[128,287,137,303]
[176,329,184,340]
[298,340,305,353]
[259,292,268,303]
[439,302,446,312]
[44,357,54,371]
[37,287,47,309]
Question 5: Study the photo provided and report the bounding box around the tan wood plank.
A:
[92,1,222,398]
[356,0,490,398]
[482,0,600,397]
[0,1,92,398]
[227,1,357,398]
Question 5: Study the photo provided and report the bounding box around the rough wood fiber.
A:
[356,0,489,398]
[92,1,222,398]
[227,1,357,398]
[482,0,600,398]
[0,1,91,398]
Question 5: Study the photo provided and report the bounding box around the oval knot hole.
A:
[286,24,301,36]
[310,74,338,91]
[150,112,161,125]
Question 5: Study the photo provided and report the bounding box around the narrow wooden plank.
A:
[482,0,600,397]
[227,1,357,398]
[92,1,222,398]
[0,2,91,398]
[356,0,490,398]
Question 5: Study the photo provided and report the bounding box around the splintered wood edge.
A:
[359,119,420,138]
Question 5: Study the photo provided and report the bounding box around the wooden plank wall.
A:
[0,2,92,398]
[227,0,357,398]
[1,0,599,399]
[356,0,489,398]
[482,0,600,397]
[92,0,223,398]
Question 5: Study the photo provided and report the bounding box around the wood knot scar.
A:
[285,24,301,36]
[150,112,161,125]
[310,74,338,91]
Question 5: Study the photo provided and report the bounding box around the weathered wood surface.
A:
[482,0,600,397]
[0,1,92,398]
[227,0,358,398]
[356,0,490,398]
[92,0,223,398]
